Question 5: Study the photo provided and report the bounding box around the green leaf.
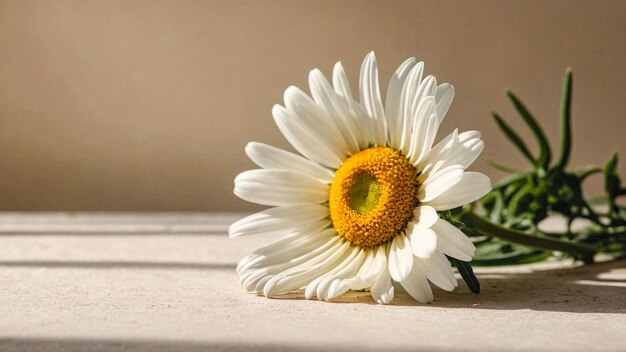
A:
[557,68,573,169]
[451,258,480,294]
[492,112,536,165]
[574,166,602,181]
[604,153,618,175]
[489,192,504,223]
[492,171,532,190]
[507,182,535,217]
[506,91,552,169]
[487,160,521,173]
[604,154,622,213]
[474,242,551,266]
[605,154,620,194]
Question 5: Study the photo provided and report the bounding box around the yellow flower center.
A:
[329,147,418,247]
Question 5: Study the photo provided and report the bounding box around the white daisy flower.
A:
[230,52,491,304]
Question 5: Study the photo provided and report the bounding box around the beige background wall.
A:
[0,0,625,211]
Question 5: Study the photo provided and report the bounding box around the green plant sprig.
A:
[456,69,626,275]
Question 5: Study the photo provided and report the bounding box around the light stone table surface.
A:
[0,213,624,352]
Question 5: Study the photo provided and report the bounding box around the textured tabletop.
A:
[0,213,625,352]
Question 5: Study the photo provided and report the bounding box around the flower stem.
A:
[465,212,597,261]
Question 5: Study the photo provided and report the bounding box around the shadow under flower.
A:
[267,259,626,313]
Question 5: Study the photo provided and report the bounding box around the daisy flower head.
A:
[230,52,491,304]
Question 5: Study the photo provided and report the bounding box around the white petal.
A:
[407,223,437,258]
[430,128,459,157]
[406,96,436,164]
[386,57,418,149]
[388,233,413,282]
[326,252,374,299]
[332,61,354,100]
[417,165,465,203]
[350,102,377,150]
[459,130,481,141]
[245,142,335,183]
[238,235,294,272]
[449,132,484,169]
[417,250,457,291]
[408,112,439,166]
[238,227,336,274]
[242,269,269,292]
[242,234,337,279]
[237,219,329,259]
[233,181,325,207]
[399,261,433,304]
[400,74,438,156]
[418,129,486,185]
[264,241,353,297]
[398,63,425,154]
[432,218,476,261]
[321,281,347,301]
[273,104,344,168]
[414,75,438,109]
[338,245,387,292]
[305,246,363,300]
[351,245,387,288]
[425,131,484,177]
[423,172,492,210]
[370,263,394,305]
[234,169,329,206]
[309,69,360,154]
[244,225,332,258]
[284,86,349,157]
[418,128,459,178]
[333,62,370,151]
[435,83,455,123]
[325,252,372,300]
[254,275,274,294]
[359,52,387,146]
[240,234,342,291]
[228,204,329,238]
[318,248,367,300]
[413,205,438,229]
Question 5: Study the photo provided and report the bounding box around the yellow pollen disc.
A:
[329,147,418,247]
